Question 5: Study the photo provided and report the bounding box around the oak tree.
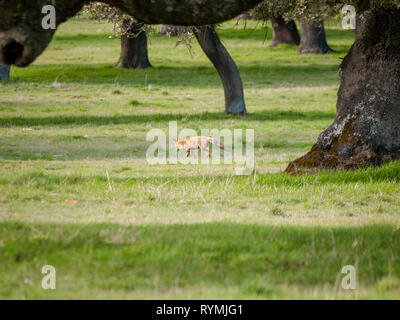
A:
[1,0,400,171]
[86,3,151,69]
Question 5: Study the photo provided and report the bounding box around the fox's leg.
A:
[202,141,210,158]
[186,149,198,158]
[205,146,210,158]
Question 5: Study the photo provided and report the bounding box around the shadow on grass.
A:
[218,25,354,43]
[2,161,400,186]
[0,221,398,298]
[8,63,341,88]
[52,24,354,48]
[0,140,311,161]
[0,109,335,128]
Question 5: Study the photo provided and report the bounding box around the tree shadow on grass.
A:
[0,109,335,128]
[8,63,341,88]
[0,221,398,298]
[218,25,354,43]
[4,161,400,186]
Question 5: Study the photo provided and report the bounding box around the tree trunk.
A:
[297,21,332,54]
[0,64,10,79]
[102,0,263,26]
[270,16,300,47]
[286,6,400,174]
[115,21,151,69]
[193,26,246,115]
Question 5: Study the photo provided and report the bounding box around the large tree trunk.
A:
[193,26,246,115]
[297,21,332,54]
[270,16,300,47]
[286,6,400,174]
[102,0,263,26]
[0,64,10,79]
[115,21,151,69]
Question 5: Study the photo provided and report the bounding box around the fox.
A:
[175,136,226,158]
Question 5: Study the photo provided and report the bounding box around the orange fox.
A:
[175,136,225,158]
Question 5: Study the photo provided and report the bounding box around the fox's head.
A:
[175,139,186,151]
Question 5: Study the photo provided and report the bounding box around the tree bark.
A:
[115,21,151,69]
[286,6,400,174]
[193,26,246,115]
[270,16,300,47]
[103,0,263,26]
[297,21,332,54]
[0,63,10,79]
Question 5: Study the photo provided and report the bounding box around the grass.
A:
[2,222,400,299]
[1,17,399,299]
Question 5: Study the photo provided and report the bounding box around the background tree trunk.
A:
[297,21,332,54]
[160,25,188,36]
[193,26,246,115]
[270,16,300,47]
[235,12,257,22]
[286,7,400,174]
[115,21,151,69]
[0,64,10,79]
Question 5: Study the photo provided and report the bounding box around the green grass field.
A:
[1,17,400,299]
